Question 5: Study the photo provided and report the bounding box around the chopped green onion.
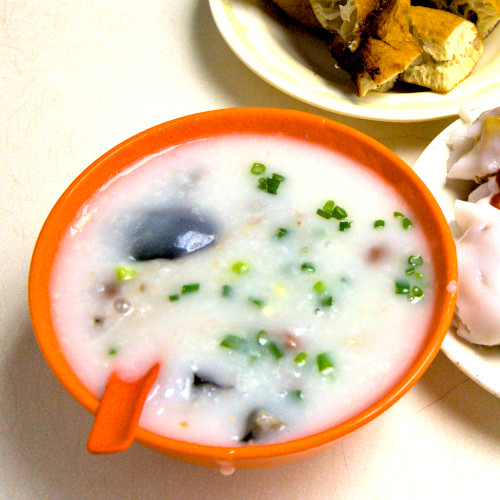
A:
[316,208,332,219]
[276,228,289,239]
[374,220,385,228]
[258,178,268,190]
[339,221,351,231]
[321,295,334,307]
[313,281,326,293]
[251,162,266,174]
[169,294,180,302]
[322,200,335,214]
[222,285,232,297]
[402,217,413,229]
[301,262,315,273]
[289,389,303,401]
[256,330,270,346]
[412,287,424,297]
[232,262,249,274]
[408,255,423,266]
[249,297,265,308]
[405,268,415,276]
[182,283,200,294]
[294,352,308,366]
[272,173,285,182]
[108,347,118,356]
[269,341,284,359]
[415,272,424,279]
[395,281,410,294]
[266,177,281,194]
[332,206,348,220]
[116,265,136,281]
[394,212,404,218]
[220,334,244,350]
[317,353,334,374]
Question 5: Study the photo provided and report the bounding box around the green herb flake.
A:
[108,347,118,356]
[339,221,351,231]
[258,178,268,190]
[289,389,304,401]
[251,162,266,175]
[116,265,136,281]
[394,211,404,218]
[276,228,289,239]
[313,281,327,294]
[272,173,285,182]
[374,220,385,228]
[232,262,249,274]
[412,287,424,298]
[408,255,424,266]
[332,206,348,220]
[402,217,413,229]
[316,208,332,219]
[269,341,284,359]
[249,297,265,308]
[317,353,334,375]
[266,177,281,194]
[322,200,335,214]
[221,285,232,298]
[321,295,334,307]
[169,294,180,302]
[256,330,270,346]
[301,262,315,273]
[405,268,415,276]
[181,283,200,294]
[220,334,245,350]
[294,352,308,366]
[415,272,424,279]
[395,281,410,294]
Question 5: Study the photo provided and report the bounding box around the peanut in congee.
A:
[50,134,435,446]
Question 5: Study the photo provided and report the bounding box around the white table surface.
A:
[1,1,499,498]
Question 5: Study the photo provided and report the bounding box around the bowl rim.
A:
[29,107,457,464]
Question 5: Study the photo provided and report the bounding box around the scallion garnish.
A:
[412,287,424,297]
[408,255,423,266]
[289,389,303,401]
[258,178,268,190]
[405,268,415,276]
[415,272,423,279]
[182,283,200,294]
[339,221,351,231]
[169,294,180,302]
[256,330,270,346]
[108,347,118,356]
[276,228,289,239]
[220,334,244,350]
[332,206,348,220]
[395,281,410,294]
[322,200,335,214]
[301,262,315,273]
[316,208,332,219]
[317,353,334,374]
[402,217,413,229]
[116,265,136,281]
[251,162,266,175]
[394,212,404,218]
[294,352,308,366]
[321,295,334,307]
[272,173,285,182]
[374,220,385,228]
[249,297,265,308]
[232,262,249,274]
[313,281,326,293]
[222,285,232,297]
[269,341,284,359]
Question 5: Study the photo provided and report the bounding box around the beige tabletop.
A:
[1,1,499,499]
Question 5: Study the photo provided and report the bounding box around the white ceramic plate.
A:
[209,0,500,122]
[414,106,500,398]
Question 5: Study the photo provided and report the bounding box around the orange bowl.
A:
[29,108,457,470]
